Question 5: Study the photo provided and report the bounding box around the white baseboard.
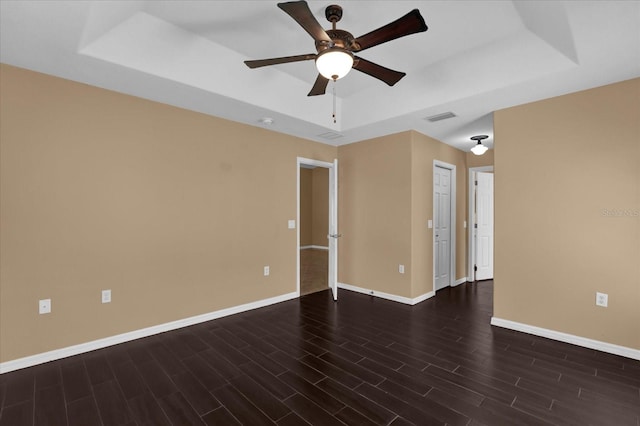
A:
[0,291,299,374]
[491,317,640,361]
[453,277,467,287]
[300,245,329,250]
[338,282,434,306]
[411,291,435,305]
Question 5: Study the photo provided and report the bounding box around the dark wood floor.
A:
[1,281,639,426]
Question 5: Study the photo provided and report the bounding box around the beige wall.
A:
[338,133,413,297]
[311,168,329,247]
[466,149,494,168]
[338,131,467,299]
[12,62,633,364]
[494,78,640,350]
[0,64,337,362]
[299,167,328,247]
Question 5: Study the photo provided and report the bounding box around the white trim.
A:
[433,160,456,292]
[300,245,329,250]
[468,166,493,281]
[452,277,467,287]
[491,317,640,361]
[338,282,435,306]
[297,158,334,169]
[0,291,298,374]
[411,291,435,305]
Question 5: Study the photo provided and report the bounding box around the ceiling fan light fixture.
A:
[470,135,489,156]
[315,48,354,80]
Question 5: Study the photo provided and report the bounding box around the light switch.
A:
[288,220,296,229]
[428,220,433,229]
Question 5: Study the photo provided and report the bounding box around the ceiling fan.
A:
[244,1,428,96]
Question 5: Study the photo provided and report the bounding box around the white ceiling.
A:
[2,1,639,151]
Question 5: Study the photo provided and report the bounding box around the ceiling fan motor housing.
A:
[317,29,356,52]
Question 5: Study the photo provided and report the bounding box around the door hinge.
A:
[474,265,477,272]
[474,224,478,229]
[475,180,478,186]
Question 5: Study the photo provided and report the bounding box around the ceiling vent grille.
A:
[318,132,344,140]
[424,112,457,122]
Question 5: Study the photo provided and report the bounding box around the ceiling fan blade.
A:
[244,53,316,69]
[308,74,330,96]
[353,57,406,86]
[353,9,428,52]
[278,1,332,44]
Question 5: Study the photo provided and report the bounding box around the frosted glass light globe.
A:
[316,49,354,80]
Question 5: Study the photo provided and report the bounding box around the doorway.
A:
[299,165,328,295]
[468,167,494,281]
[297,158,339,300]
[433,161,456,292]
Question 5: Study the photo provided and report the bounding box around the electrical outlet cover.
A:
[596,292,608,307]
[39,299,51,314]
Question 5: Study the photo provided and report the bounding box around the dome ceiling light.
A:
[470,135,489,155]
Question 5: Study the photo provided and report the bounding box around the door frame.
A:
[296,157,338,299]
[467,166,494,281]
[433,160,456,291]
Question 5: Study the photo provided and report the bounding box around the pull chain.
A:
[332,79,337,124]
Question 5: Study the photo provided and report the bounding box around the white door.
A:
[434,166,452,291]
[328,159,339,300]
[475,172,494,280]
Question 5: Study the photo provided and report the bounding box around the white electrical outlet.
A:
[288,220,296,229]
[102,289,111,304]
[399,264,405,274]
[39,299,51,314]
[264,266,270,276]
[596,292,608,307]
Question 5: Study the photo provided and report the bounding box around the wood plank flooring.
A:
[1,281,639,425]
[300,249,328,296]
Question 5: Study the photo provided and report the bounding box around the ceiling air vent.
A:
[424,112,457,122]
[318,132,344,140]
